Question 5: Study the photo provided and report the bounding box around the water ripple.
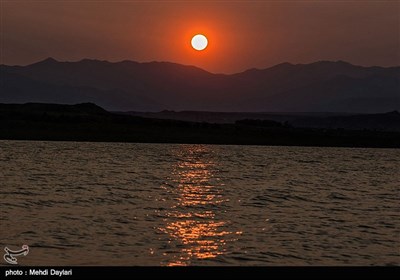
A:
[0,140,399,265]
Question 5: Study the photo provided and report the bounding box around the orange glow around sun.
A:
[179,24,220,69]
[159,13,237,72]
[177,23,221,59]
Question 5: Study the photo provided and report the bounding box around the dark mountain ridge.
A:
[1,58,399,112]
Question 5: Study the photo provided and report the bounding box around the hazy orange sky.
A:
[1,0,399,73]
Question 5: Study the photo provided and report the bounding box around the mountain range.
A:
[1,58,399,112]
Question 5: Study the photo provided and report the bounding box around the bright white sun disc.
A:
[191,34,208,51]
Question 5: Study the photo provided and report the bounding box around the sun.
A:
[191,34,208,51]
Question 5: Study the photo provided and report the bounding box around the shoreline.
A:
[1,134,399,149]
[1,103,399,149]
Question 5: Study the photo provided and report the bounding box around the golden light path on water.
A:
[2,142,399,265]
[158,145,242,266]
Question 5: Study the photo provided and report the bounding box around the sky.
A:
[1,0,399,73]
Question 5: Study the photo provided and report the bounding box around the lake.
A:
[1,140,399,265]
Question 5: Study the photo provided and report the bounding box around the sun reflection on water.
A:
[158,145,240,266]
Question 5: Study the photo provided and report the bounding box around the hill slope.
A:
[1,59,399,112]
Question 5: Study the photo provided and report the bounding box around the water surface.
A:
[1,141,399,265]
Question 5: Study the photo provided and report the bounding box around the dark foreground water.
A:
[1,140,399,266]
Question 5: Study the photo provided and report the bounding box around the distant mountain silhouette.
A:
[0,70,161,111]
[1,102,399,147]
[0,102,109,116]
[290,111,400,131]
[1,58,399,112]
[128,110,400,132]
